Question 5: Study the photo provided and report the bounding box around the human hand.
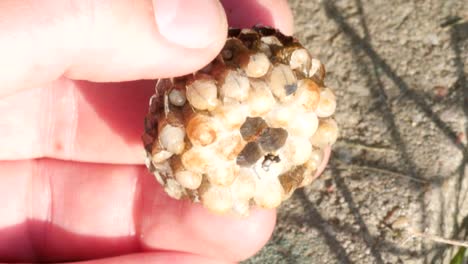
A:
[0,1,326,263]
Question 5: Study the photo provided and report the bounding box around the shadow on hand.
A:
[0,219,140,263]
[77,80,155,145]
[221,0,274,29]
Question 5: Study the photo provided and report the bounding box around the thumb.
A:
[0,0,227,96]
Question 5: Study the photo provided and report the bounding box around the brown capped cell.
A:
[257,127,288,152]
[240,117,268,141]
[279,166,306,199]
[236,142,264,167]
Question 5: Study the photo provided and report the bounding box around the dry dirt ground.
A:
[245,0,468,263]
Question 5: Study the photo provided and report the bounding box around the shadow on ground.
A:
[246,1,467,263]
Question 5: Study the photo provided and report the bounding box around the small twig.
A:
[440,16,463,28]
[407,230,468,248]
[337,140,398,153]
[328,30,342,43]
[395,9,411,29]
[334,161,429,184]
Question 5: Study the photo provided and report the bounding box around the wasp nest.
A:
[142,26,338,216]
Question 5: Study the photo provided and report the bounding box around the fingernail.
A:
[153,0,227,49]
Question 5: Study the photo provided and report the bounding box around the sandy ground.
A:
[245,0,468,263]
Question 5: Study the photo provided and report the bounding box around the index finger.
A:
[0,0,294,97]
[0,0,294,164]
[0,0,227,96]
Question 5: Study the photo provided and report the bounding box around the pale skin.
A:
[0,0,329,263]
